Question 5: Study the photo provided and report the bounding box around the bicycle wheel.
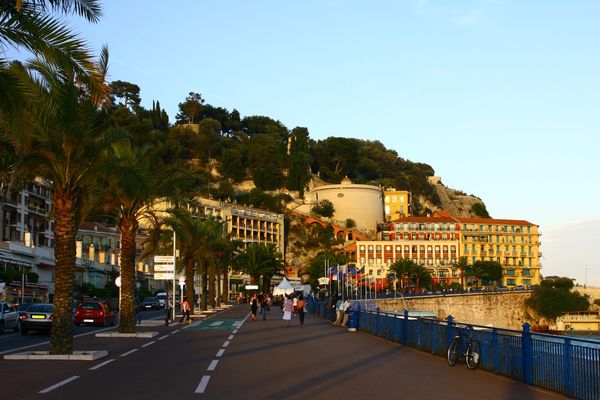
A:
[447,337,460,366]
[465,340,481,370]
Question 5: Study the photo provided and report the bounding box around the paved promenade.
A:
[0,304,565,399]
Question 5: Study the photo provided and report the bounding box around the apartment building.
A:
[383,188,410,221]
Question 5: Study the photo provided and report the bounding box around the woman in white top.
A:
[282,296,294,326]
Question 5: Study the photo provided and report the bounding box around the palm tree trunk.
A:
[185,257,195,314]
[50,191,76,354]
[200,263,208,311]
[208,265,216,308]
[216,272,221,307]
[222,268,229,304]
[119,215,138,333]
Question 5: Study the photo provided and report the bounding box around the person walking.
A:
[282,295,294,326]
[340,299,351,327]
[296,295,306,327]
[260,295,270,320]
[180,298,191,324]
[250,294,258,320]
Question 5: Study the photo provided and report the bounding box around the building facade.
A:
[383,188,410,221]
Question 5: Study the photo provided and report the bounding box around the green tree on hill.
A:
[526,277,590,320]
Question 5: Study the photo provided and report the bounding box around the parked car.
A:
[142,297,161,310]
[19,303,53,335]
[0,301,19,334]
[156,292,167,308]
[73,301,115,326]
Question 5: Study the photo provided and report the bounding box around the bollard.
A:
[347,308,358,332]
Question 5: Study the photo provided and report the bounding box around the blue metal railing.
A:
[309,299,600,400]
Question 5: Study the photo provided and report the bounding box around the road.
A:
[0,309,166,355]
[0,305,565,400]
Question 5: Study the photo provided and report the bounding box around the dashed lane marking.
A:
[228,335,234,340]
[158,335,169,340]
[207,360,219,371]
[216,349,225,357]
[194,376,211,394]
[120,349,138,357]
[141,341,156,348]
[39,376,79,394]
[223,340,230,347]
[89,359,115,370]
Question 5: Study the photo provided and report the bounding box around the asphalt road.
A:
[0,305,566,400]
[0,309,166,355]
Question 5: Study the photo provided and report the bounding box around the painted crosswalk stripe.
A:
[210,321,224,327]
[120,349,138,357]
[142,341,156,348]
[223,340,230,347]
[89,359,115,370]
[216,349,225,357]
[207,360,219,371]
[39,376,79,394]
[194,376,211,394]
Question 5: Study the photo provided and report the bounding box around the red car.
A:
[73,301,115,326]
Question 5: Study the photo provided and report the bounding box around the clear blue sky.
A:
[64,0,599,285]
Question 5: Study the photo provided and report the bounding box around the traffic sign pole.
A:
[172,230,176,321]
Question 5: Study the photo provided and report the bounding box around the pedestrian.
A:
[250,294,258,320]
[296,295,306,327]
[260,295,270,320]
[332,296,344,326]
[136,300,143,325]
[282,295,293,326]
[340,299,351,327]
[165,302,171,326]
[180,298,191,324]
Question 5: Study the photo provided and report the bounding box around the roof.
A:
[391,216,459,224]
[456,217,536,226]
[79,222,118,235]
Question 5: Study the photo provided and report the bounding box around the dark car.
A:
[19,303,53,335]
[142,297,161,310]
[73,301,115,326]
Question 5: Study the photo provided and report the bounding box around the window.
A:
[385,196,389,203]
[507,279,516,286]
[392,196,397,203]
[506,269,515,276]
[522,269,531,276]
[523,279,531,286]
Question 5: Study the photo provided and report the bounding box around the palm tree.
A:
[390,258,419,293]
[234,243,284,293]
[452,256,471,289]
[1,0,102,111]
[4,48,112,354]
[102,140,156,333]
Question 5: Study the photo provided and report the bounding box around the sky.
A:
[39,0,600,285]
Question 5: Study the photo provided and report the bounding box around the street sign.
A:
[154,255,175,263]
[154,272,174,280]
[154,264,174,272]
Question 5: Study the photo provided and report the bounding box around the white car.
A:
[0,302,19,334]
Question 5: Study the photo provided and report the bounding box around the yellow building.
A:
[457,217,541,287]
[383,188,410,221]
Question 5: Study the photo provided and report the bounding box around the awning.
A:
[0,249,35,267]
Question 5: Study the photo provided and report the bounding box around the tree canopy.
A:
[525,277,590,320]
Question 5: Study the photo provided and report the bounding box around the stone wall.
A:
[371,292,533,330]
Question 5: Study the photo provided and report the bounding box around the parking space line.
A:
[216,349,225,357]
[39,376,79,394]
[194,375,211,394]
[89,359,115,370]
[207,359,219,371]
[141,341,156,348]
[120,349,138,357]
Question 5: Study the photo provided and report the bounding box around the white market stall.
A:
[273,278,294,296]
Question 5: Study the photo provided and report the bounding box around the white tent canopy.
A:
[273,277,294,296]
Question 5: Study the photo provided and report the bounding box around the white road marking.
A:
[0,326,114,356]
[228,335,234,340]
[120,349,138,357]
[158,335,169,340]
[216,349,225,357]
[207,359,219,371]
[194,376,211,394]
[223,340,230,347]
[39,376,79,394]
[172,329,181,334]
[141,341,156,348]
[210,321,224,327]
[89,359,115,370]
[232,329,238,334]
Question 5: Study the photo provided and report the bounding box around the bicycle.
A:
[447,325,481,370]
